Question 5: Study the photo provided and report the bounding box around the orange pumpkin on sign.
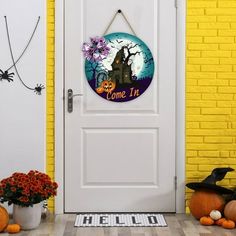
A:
[96,80,116,94]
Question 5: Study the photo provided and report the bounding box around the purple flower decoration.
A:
[82,36,110,62]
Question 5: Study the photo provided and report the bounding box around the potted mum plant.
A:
[0,170,58,230]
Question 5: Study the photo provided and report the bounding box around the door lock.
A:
[67,89,83,113]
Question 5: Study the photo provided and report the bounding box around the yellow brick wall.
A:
[46,0,55,212]
[186,0,236,212]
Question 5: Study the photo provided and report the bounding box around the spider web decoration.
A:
[0,16,45,95]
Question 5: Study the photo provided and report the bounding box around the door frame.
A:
[54,0,186,214]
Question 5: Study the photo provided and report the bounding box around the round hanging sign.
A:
[83,32,154,102]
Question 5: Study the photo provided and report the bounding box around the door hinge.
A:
[175,0,178,8]
[174,176,177,190]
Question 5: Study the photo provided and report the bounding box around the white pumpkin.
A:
[210,210,222,220]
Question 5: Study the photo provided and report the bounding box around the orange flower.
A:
[0,170,58,207]
[18,182,23,188]
[10,187,16,192]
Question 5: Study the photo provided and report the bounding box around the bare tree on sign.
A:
[143,50,154,69]
[85,61,108,87]
[123,43,142,66]
[85,62,102,80]
[108,42,142,85]
[108,40,142,66]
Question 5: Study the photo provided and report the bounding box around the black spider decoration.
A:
[2,16,45,95]
[0,69,14,82]
[34,84,45,95]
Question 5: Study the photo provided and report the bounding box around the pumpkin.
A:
[96,80,116,94]
[96,87,104,94]
[210,210,222,220]
[102,80,116,93]
[189,190,225,219]
[200,216,214,226]
[222,219,235,229]
[0,205,9,232]
[215,217,226,226]
[224,200,236,222]
[6,224,21,234]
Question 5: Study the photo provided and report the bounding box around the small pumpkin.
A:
[222,219,235,229]
[96,86,104,94]
[215,217,226,226]
[210,210,222,220]
[224,200,236,222]
[6,224,21,234]
[200,216,214,226]
[0,205,9,232]
[96,80,116,94]
[189,190,225,219]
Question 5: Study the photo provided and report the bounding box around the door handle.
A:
[67,89,83,113]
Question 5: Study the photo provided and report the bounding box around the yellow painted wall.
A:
[46,0,236,212]
[46,0,55,212]
[186,0,236,212]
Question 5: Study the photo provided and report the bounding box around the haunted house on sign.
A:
[108,46,133,85]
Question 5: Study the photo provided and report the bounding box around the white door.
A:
[64,0,176,212]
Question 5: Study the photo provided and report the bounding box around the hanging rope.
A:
[103,9,137,36]
[4,16,44,95]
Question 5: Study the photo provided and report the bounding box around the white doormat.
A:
[75,213,167,227]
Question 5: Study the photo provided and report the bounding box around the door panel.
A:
[82,129,158,186]
[65,0,176,212]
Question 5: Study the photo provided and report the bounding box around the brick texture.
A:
[46,0,55,212]
[186,0,236,212]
